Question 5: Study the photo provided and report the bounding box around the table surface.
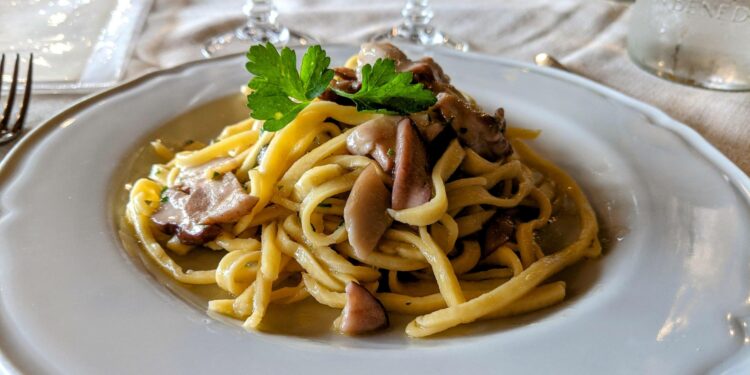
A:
[3,0,749,173]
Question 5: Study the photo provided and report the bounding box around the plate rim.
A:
[2,43,750,374]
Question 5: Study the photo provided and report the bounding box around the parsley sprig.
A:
[331,58,436,114]
[245,44,437,131]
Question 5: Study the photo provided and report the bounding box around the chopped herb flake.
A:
[160,186,169,204]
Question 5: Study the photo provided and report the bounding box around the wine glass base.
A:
[202,26,319,58]
[369,26,469,52]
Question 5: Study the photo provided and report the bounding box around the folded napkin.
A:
[12,0,750,173]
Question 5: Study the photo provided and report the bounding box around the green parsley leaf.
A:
[248,84,307,131]
[332,58,436,114]
[246,43,333,132]
[212,171,221,179]
[299,45,333,99]
[387,148,395,157]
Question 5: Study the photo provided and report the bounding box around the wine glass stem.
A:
[243,0,280,29]
[401,0,434,36]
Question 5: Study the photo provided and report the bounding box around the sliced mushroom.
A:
[319,67,361,105]
[152,161,258,245]
[185,173,259,225]
[346,116,401,173]
[152,189,222,245]
[357,42,411,75]
[409,111,458,166]
[434,93,512,161]
[338,282,389,335]
[405,57,459,96]
[334,66,358,81]
[409,112,446,143]
[392,118,432,210]
[482,211,516,255]
[344,164,392,258]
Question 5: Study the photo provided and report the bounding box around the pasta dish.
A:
[124,43,600,337]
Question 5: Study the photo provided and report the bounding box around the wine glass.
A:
[202,0,318,58]
[369,0,469,52]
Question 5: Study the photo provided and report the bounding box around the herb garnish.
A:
[246,43,333,132]
[160,186,169,204]
[246,44,437,132]
[387,147,395,157]
[331,58,436,114]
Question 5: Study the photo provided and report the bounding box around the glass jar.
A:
[627,0,750,91]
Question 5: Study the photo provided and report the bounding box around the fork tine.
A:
[0,54,5,126]
[1,54,20,132]
[11,54,32,133]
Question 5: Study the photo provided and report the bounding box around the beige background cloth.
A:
[6,0,750,172]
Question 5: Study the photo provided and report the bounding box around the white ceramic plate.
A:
[1,45,749,374]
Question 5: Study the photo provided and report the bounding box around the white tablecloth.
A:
[8,0,750,172]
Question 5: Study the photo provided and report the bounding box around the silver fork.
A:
[0,54,33,146]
